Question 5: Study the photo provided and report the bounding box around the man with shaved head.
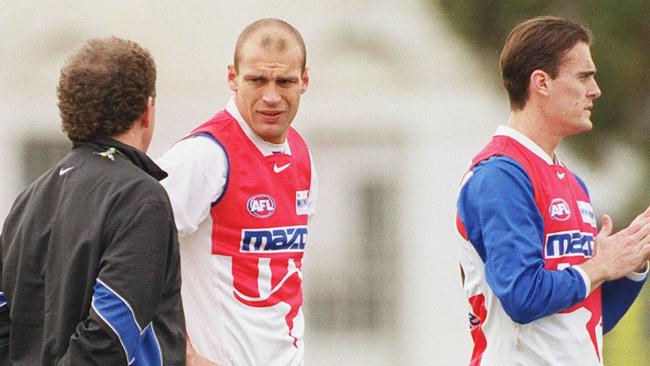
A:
[158,18,316,366]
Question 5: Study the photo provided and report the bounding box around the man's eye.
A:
[580,74,594,82]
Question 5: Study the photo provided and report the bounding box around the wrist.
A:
[628,261,649,282]
[577,258,609,291]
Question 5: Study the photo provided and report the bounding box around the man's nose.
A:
[589,79,602,99]
[262,84,281,104]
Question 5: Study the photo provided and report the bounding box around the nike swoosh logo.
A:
[59,167,75,176]
[273,163,291,173]
[556,171,565,179]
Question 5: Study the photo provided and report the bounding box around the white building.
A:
[9,1,637,365]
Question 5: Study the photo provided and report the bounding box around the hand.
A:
[580,210,650,292]
[186,339,220,366]
[626,207,650,272]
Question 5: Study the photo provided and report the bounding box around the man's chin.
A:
[257,128,286,144]
[573,120,594,135]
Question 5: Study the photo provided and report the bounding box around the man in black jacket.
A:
[0,37,185,365]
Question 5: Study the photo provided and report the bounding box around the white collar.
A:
[494,125,562,166]
[225,97,291,156]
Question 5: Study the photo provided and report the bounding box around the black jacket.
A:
[0,138,185,365]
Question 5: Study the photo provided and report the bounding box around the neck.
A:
[112,123,148,153]
[508,108,561,159]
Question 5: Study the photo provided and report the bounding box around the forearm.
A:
[487,262,586,323]
[573,259,646,293]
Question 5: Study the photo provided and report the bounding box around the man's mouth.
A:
[258,110,284,120]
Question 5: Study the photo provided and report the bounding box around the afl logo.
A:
[247,194,276,218]
[549,198,571,221]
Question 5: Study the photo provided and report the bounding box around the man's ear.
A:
[141,96,154,128]
[227,64,238,92]
[300,67,309,94]
[530,69,551,97]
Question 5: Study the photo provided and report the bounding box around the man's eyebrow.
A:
[278,76,299,81]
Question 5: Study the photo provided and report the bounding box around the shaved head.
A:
[234,18,306,72]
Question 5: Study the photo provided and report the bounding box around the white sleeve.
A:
[157,136,227,237]
[307,151,317,217]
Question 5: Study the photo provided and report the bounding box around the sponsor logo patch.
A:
[549,198,571,221]
[247,194,276,218]
[545,230,594,259]
[577,200,597,228]
[296,190,309,215]
[240,226,308,253]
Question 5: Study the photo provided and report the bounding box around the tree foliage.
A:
[436,0,650,214]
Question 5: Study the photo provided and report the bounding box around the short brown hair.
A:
[500,16,592,110]
[57,37,156,142]
[234,18,306,72]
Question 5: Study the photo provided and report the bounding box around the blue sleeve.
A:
[457,156,587,324]
[601,277,645,334]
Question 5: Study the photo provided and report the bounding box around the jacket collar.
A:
[74,137,168,181]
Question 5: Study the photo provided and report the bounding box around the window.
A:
[303,133,403,365]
